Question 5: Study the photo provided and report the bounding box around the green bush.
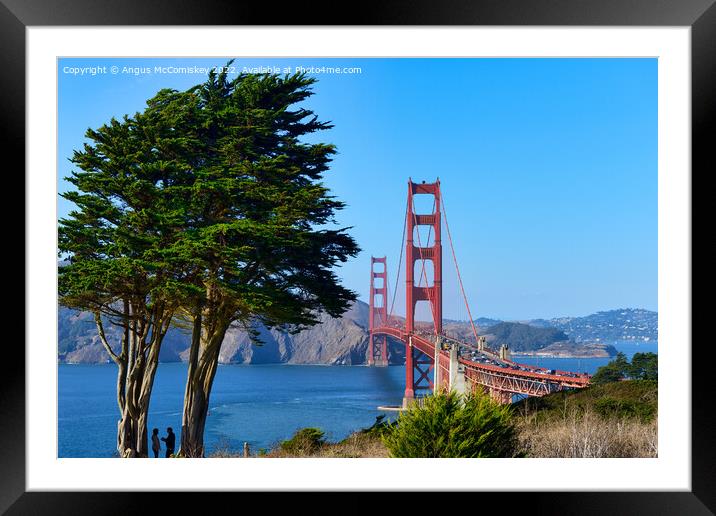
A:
[280,428,326,454]
[359,414,395,438]
[381,390,521,458]
[629,353,658,381]
[593,396,656,422]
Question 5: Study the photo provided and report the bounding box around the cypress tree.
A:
[58,95,198,456]
[60,64,360,457]
[168,68,360,456]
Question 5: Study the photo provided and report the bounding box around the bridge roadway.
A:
[372,324,590,401]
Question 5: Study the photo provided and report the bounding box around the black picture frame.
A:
[4,0,711,512]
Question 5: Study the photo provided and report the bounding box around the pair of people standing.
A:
[151,427,175,458]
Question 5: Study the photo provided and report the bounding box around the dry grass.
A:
[207,432,389,458]
[209,437,240,458]
[517,407,657,458]
[264,432,389,458]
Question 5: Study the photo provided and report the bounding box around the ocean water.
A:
[58,340,657,458]
[58,363,406,458]
[512,340,658,375]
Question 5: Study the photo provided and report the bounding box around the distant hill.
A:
[58,301,406,366]
[474,317,503,329]
[481,322,569,352]
[57,303,653,364]
[519,341,618,358]
[470,309,657,343]
[544,308,657,343]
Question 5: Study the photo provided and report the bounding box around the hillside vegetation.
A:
[483,322,569,351]
[513,381,657,458]
[513,380,657,423]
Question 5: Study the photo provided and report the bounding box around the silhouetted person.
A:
[161,427,175,458]
[151,428,161,458]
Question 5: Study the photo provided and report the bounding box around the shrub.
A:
[593,396,655,422]
[381,390,521,458]
[280,428,326,455]
[359,414,395,438]
[592,352,658,384]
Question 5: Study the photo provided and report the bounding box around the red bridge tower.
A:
[368,256,389,366]
[404,179,442,404]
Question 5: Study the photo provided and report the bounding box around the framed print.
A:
[4,0,712,512]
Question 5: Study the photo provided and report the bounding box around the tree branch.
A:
[93,311,121,364]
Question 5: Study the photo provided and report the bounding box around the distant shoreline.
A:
[511,352,614,359]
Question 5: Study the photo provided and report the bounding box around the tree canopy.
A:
[591,351,658,384]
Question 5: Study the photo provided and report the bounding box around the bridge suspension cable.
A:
[441,192,481,345]
[388,197,408,322]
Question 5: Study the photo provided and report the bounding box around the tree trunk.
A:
[134,333,163,457]
[96,304,171,458]
[117,406,139,458]
[181,320,229,457]
[114,347,164,457]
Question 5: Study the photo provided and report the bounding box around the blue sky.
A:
[58,57,657,320]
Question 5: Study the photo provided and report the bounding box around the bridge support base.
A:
[448,345,469,395]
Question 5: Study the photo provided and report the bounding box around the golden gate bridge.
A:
[368,179,590,407]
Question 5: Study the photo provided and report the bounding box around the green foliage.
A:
[381,390,521,458]
[514,379,657,423]
[629,352,658,381]
[590,362,626,385]
[592,352,658,385]
[593,396,656,421]
[280,427,326,454]
[60,62,360,336]
[358,414,395,438]
[483,322,568,351]
[155,65,360,334]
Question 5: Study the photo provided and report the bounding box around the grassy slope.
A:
[513,380,658,457]
[513,380,658,423]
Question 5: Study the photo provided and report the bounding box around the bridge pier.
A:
[448,344,469,395]
[434,337,442,392]
[368,334,388,367]
[403,336,415,408]
[499,344,511,362]
[368,256,389,367]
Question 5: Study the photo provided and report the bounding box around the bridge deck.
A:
[372,325,591,396]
